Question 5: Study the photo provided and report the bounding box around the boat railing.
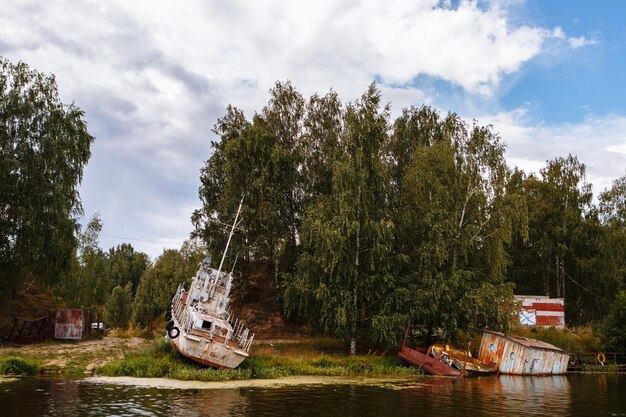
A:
[171,286,194,333]
[230,317,254,352]
[198,304,229,321]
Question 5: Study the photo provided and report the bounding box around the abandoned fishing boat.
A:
[166,200,254,369]
[398,324,497,377]
[398,343,497,377]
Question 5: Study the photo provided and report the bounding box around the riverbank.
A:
[0,335,419,380]
[97,337,419,381]
[2,331,620,380]
[85,375,423,390]
[0,335,148,375]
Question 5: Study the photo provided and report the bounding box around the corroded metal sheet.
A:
[478,331,569,375]
[54,309,84,340]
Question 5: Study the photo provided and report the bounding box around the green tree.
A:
[133,243,205,328]
[284,84,394,354]
[602,290,626,350]
[508,155,603,323]
[0,58,93,302]
[392,113,518,340]
[106,243,149,295]
[596,175,626,311]
[105,283,133,329]
[194,81,306,296]
[56,214,122,311]
[132,267,161,328]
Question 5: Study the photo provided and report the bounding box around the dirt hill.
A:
[0,263,310,344]
[0,281,61,344]
[229,262,311,340]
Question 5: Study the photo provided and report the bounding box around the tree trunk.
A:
[350,337,357,356]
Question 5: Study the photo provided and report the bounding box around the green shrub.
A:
[0,357,38,376]
[602,290,626,350]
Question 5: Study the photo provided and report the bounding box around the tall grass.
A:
[98,339,252,381]
[97,338,420,381]
[0,357,39,376]
[511,325,603,352]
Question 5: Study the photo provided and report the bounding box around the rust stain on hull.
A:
[54,309,85,340]
[478,331,569,375]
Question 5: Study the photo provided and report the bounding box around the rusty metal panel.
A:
[55,309,84,340]
[478,331,569,375]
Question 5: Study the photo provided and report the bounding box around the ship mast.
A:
[217,196,244,277]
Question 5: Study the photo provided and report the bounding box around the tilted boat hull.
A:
[398,346,465,377]
[166,200,254,369]
[169,324,249,369]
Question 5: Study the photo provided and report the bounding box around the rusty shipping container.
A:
[478,330,569,375]
[55,309,88,340]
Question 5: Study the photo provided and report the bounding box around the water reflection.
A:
[1,374,624,417]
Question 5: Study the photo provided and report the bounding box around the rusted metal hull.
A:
[478,331,569,375]
[169,316,249,369]
[398,346,466,377]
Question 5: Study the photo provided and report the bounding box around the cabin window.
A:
[509,352,515,360]
[489,343,496,353]
[201,320,212,330]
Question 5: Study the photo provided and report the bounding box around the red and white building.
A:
[514,295,565,328]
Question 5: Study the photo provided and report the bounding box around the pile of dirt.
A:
[230,262,311,340]
[0,281,61,344]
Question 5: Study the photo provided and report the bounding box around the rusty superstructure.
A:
[166,199,254,369]
[477,330,569,375]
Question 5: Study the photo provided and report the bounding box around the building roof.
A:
[483,330,565,353]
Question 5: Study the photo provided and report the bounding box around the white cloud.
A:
[481,110,626,195]
[0,0,612,257]
[568,36,599,49]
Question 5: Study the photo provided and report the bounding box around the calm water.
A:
[1,375,625,416]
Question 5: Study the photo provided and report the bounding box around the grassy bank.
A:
[97,338,420,382]
[0,355,39,376]
[0,335,148,376]
[2,326,616,379]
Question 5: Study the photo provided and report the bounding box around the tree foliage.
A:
[197,84,524,350]
[284,84,394,353]
[602,290,626,350]
[0,58,93,301]
[390,108,518,340]
[133,243,204,328]
[105,283,133,329]
[195,81,625,349]
[506,155,611,323]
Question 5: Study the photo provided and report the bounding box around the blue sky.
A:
[1,0,625,258]
[501,1,626,123]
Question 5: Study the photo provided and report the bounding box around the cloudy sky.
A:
[2,0,625,258]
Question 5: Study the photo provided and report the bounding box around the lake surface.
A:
[1,374,625,416]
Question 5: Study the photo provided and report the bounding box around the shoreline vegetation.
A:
[0,326,622,380]
[0,336,420,380]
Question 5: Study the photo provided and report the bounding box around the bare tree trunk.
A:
[350,337,357,356]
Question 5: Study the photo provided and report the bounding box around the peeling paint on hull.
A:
[169,316,249,369]
[478,331,569,375]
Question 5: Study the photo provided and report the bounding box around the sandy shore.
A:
[84,375,424,390]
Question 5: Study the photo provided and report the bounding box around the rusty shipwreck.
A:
[398,324,497,377]
[477,330,569,375]
[398,325,569,376]
[166,200,254,369]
